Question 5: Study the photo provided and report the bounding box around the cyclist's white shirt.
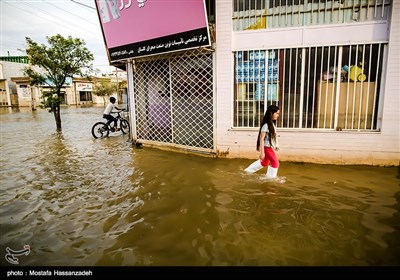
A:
[103,103,117,115]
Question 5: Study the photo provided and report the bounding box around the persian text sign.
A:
[76,83,93,91]
[95,0,210,62]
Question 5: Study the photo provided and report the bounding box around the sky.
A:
[1,0,117,74]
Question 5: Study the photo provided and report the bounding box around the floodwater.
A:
[0,106,399,266]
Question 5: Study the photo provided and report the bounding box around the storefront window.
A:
[233,43,385,131]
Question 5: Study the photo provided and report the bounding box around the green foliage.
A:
[92,79,118,98]
[24,34,94,109]
[41,90,62,109]
[23,34,94,131]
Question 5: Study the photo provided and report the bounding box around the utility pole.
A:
[116,68,119,103]
[113,67,121,104]
[20,46,36,111]
[30,85,36,111]
[28,57,36,111]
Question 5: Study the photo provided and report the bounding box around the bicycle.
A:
[91,109,130,139]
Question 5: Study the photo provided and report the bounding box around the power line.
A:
[42,0,97,27]
[70,0,96,10]
[12,1,98,38]
[2,1,110,72]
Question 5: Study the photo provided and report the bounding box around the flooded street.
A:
[0,106,399,266]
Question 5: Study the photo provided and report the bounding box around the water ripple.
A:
[0,107,399,266]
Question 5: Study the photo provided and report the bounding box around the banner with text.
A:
[95,0,210,62]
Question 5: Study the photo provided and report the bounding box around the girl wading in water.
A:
[244,105,280,178]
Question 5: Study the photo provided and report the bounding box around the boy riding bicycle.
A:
[103,97,123,132]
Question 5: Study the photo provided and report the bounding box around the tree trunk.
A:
[53,103,62,131]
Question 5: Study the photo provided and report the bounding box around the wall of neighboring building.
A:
[379,0,400,165]
[1,59,127,107]
[215,0,234,158]
[0,79,11,106]
[92,94,105,105]
[215,1,399,166]
[1,61,43,107]
[1,61,28,78]
[15,84,35,107]
[1,61,26,106]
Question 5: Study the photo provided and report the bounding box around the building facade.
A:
[0,58,126,107]
[126,0,398,166]
[214,0,399,166]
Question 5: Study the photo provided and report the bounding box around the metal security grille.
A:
[134,49,214,151]
[233,0,391,31]
[234,43,386,131]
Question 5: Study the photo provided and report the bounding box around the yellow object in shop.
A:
[349,65,367,82]
[245,16,266,30]
[237,83,247,100]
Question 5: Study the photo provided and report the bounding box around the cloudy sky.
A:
[1,0,114,74]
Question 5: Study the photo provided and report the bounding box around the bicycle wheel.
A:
[92,122,110,139]
[120,119,130,134]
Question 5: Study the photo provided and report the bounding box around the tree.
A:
[24,34,94,131]
[92,78,118,104]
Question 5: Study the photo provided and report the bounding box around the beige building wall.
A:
[92,94,107,105]
[16,84,35,107]
[215,1,399,166]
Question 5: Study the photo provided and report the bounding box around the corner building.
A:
[125,0,399,166]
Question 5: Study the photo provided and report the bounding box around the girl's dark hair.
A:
[256,105,279,150]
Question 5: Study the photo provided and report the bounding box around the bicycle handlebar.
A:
[111,109,127,114]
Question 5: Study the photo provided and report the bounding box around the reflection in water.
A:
[0,107,399,266]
